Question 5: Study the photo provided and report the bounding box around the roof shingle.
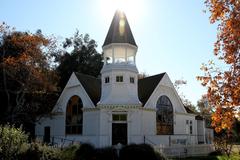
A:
[103,10,137,47]
[75,72,101,105]
[138,73,166,106]
[75,72,165,106]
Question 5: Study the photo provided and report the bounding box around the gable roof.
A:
[74,72,166,106]
[75,72,101,105]
[184,106,196,114]
[138,73,166,106]
[103,10,137,47]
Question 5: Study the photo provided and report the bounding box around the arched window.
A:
[156,95,173,135]
[66,96,83,134]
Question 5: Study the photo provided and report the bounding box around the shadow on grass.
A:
[172,154,240,160]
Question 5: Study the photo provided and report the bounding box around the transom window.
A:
[66,96,83,134]
[112,114,127,121]
[105,76,110,83]
[156,95,173,135]
[130,77,135,83]
[116,76,123,82]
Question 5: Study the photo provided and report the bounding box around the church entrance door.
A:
[112,123,127,145]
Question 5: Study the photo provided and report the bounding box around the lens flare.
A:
[100,0,145,23]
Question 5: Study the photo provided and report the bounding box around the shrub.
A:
[119,144,166,160]
[94,147,118,160]
[18,142,61,160]
[61,145,79,160]
[208,150,223,156]
[0,124,28,160]
[74,143,95,160]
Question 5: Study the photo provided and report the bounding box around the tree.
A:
[138,72,149,79]
[174,79,197,112]
[0,22,58,125]
[197,0,240,133]
[197,94,213,115]
[56,32,103,89]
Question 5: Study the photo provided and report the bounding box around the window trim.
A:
[130,77,135,84]
[156,95,173,135]
[105,76,110,83]
[190,120,193,134]
[65,96,83,135]
[116,75,123,82]
[112,114,127,121]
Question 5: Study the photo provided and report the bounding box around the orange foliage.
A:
[197,0,240,133]
[0,22,58,92]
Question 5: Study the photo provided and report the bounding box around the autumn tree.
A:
[0,22,59,125]
[197,0,240,133]
[197,94,213,115]
[56,31,103,89]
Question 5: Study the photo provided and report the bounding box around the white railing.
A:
[154,144,215,158]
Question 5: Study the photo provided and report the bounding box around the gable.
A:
[143,73,187,113]
[52,71,188,113]
[138,73,165,106]
[52,73,96,113]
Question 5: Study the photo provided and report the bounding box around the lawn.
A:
[174,154,240,160]
[173,145,240,160]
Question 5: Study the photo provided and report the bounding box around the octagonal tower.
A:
[98,10,141,106]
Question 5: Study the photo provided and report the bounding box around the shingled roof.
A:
[74,72,166,106]
[184,106,196,114]
[103,10,137,47]
[75,72,101,105]
[138,73,166,106]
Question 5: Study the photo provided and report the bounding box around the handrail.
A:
[144,135,157,145]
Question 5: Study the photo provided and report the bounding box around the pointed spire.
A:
[103,10,137,47]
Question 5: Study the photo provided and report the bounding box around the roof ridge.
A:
[74,72,100,80]
[139,72,166,81]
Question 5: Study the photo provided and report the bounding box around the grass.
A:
[172,154,239,160]
[172,145,240,160]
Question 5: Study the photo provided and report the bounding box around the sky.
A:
[0,0,218,105]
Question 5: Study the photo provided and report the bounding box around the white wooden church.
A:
[35,11,213,148]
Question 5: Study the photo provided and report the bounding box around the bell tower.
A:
[98,10,141,106]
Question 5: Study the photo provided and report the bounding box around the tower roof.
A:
[103,10,137,47]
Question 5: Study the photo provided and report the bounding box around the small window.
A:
[105,76,110,83]
[190,120,193,134]
[112,114,127,121]
[116,76,123,82]
[186,120,189,125]
[130,77,135,83]
[190,125,193,134]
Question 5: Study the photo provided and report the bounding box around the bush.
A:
[61,145,79,160]
[94,147,118,160]
[119,144,166,160]
[0,124,28,160]
[18,142,61,160]
[74,143,95,160]
[208,150,223,156]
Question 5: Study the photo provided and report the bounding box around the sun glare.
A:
[100,0,145,23]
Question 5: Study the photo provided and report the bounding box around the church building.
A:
[35,11,213,148]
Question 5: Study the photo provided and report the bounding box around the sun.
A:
[100,0,145,22]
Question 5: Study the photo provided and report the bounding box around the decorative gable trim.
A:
[143,73,187,114]
[52,72,96,114]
